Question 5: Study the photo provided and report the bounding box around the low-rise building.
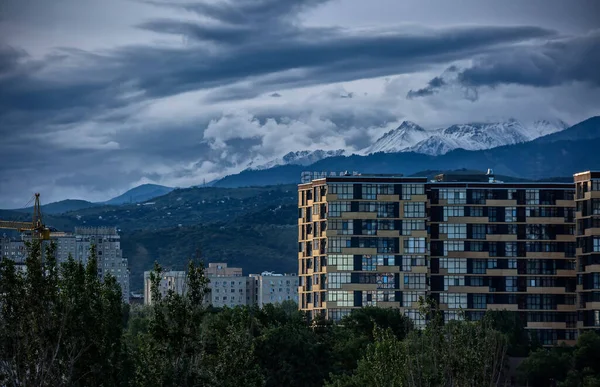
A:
[251,272,299,307]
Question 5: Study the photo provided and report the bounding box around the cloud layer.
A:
[0,0,599,207]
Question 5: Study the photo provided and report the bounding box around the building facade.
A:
[298,171,599,344]
[251,272,299,308]
[574,172,600,330]
[143,270,187,305]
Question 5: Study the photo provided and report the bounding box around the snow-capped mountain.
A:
[246,149,346,170]
[366,119,569,156]
[362,121,430,154]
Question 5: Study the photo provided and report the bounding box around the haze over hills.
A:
[104,184,174,205]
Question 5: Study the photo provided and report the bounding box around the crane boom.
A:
[0,193,51,239]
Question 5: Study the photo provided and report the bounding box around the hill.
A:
[104,184,174,205]
[16,199,100,215]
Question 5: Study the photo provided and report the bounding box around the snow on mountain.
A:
[246,149,346,170]
[362,121,431,154]
[367,119,569,156]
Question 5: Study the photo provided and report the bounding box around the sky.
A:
[0,0,599,208]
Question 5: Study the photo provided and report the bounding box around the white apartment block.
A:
[143,270,187,305]
[250,272,299,308]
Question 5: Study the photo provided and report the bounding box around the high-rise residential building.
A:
[298,170,599,345]
[0,235,27,272]
[250,271,299,308]
[21,227,130,303]
[574,172,600,330]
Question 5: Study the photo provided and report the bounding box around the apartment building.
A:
[0,236,27,272]
[574,172,600,330]
[21,227,131,303]
[251,271,299,307]
[143,270,187,305]
[298,170,598,344]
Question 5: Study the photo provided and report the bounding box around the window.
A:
[328,201,351,217]
[508,259,517,269]
[470,206,484,217]
[404,309,426,328]
[328,254,353,270]
[473,259,486,274]
[377,238,396,253]
[329,309,351,322]
[329,220,354,235]
[440,224,467,239]
[470,276,484,286]
[445,311,464,323]
[328,237,351,253]
[473,294,487,309]
[489,242,498,257]
[361,220,377,235]
[472,225,486,239]
[443,206,464,221]
[470,241,484,252]
[402,220,425,236]
[444,241,464,256]
[328,290,354,306]
[404,238,427,254]
[526,189,540,205]
[328,273,351,289]
[378,184,395,195]
[377,273,395,289]
[488,207,498,222]
[506,276,517,292]
[403,291,425,307]
[404,202,425,218]
[362,255,376,271]
[402,184,424,200]
[439,188,467,204]
[444,275,465,290]
[362,184,377,200]
[487,259,497,269]
[505,207,516,222]
[440,258,467,274]
[358,202,377,212]
[505,242,517,257]
[404,274,426,289]
[402,255,426,271]
[377,203,395,218]
[330,184,353,199]
[594,238,600,252]
[440,293,467,309]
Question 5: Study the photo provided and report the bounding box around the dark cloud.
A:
[409,30,600,100]
[270,92,281,97]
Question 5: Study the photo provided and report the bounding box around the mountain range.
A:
[214,116,600,187]
[243,118,568,171]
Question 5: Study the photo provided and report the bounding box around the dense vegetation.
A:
[3,242,600,386]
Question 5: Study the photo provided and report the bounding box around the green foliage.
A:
[518,331,600,387]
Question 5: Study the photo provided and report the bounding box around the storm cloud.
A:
[0,0,599,207]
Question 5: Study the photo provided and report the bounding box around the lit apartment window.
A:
[400,184,423,200]
[404,202,425,218]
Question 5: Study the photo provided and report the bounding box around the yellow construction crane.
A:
[0,193,51,240]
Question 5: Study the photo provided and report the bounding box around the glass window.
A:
[440,224,467,239]
[506,276,517,292]
[440,258,467,274]
[327,273,351,289]
[472,225,486,239]
[443,206,464,221]
[402,255,426,271]
[328,254,353,270]
[444,275,465,290]
[404,238,427,254]
[526,189,540,205]
[328,291,354,306]
[404,202,425,218]
[443,241,464,256]
[440,293,467,309]
[403,274,426,289]
[402,220,425,236]
[402,184,425,200]
[362,184,377,200]
[330,184,353,199]
[328,201,351,217]
[439,189,467,204]
[505,207,516,222]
